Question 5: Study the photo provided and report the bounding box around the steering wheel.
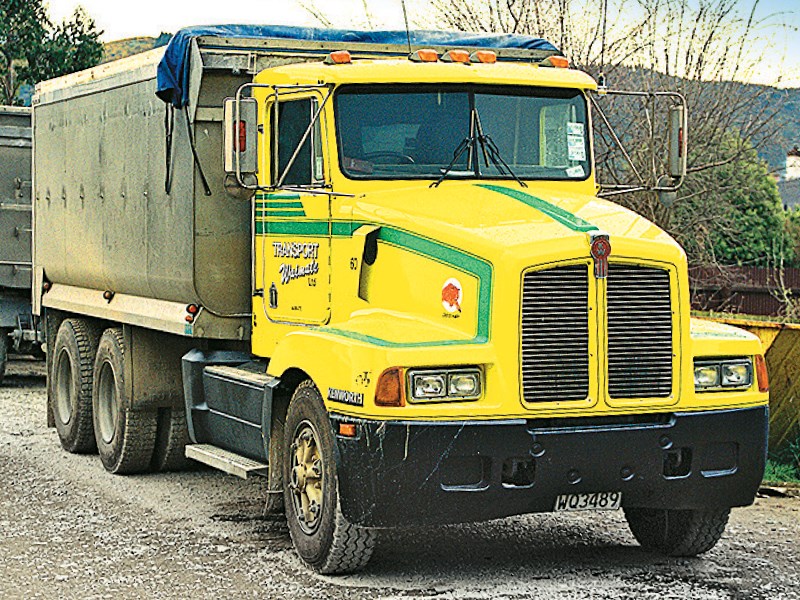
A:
[364,151,416,165]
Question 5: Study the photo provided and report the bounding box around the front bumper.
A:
[331,406,768,527]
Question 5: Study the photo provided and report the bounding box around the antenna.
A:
[400,0,412,54]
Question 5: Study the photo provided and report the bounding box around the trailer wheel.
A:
[151,407,192,472]
[283,380,375,574]
[51,319,99,453]
[0,329,8,385]
[92,328,157,474]
[624,507,730,556]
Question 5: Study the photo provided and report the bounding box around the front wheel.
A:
[283,380,375,574]
[624,507,730,556]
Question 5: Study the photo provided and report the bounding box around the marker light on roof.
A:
[324,50,352,65]
[541,55,570,68]
[470,50,497,64]
[442,49,470,63]
[409,49,439,62]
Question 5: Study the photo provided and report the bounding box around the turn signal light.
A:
[338,423,357,438]
[187,304,199,315]
[375,367,405,407]
[755,355,769,393]
[471,50,497,64]
[324,50,352,65]
[541,55,570,68]
[442,49,470,63]
[409,49,439,63]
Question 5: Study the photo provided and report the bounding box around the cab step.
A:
[185,443,268,479]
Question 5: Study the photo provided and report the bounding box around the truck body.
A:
[33,27,769,573]
[0,106,42,382]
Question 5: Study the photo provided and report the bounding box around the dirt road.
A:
[0,357,798,600]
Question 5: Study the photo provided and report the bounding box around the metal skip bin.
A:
[714,317,800,458]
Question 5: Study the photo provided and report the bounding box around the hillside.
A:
[101,33,171,64]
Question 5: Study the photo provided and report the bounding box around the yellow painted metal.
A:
[708,316,800,454]
[248,58,767,423]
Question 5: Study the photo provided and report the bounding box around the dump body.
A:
[33,49,251,339]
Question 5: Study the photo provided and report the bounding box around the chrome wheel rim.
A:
[55,349,73,425]
[289,420,324,535]
[96,361,118,444]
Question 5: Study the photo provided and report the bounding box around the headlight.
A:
[694,358,753,391]
[408,368,482,402]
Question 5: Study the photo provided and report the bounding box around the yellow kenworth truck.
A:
[33,26,769,573]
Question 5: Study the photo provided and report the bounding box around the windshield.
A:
[335,84,590,181]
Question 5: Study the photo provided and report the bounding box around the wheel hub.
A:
[289,422,324,534]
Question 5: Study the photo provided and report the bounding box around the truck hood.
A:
[350,182,683,265]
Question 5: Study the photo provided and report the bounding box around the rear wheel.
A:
[151,407,192,472]
[0,329,8,385]
[624,507,730,556]
[283,380,375,574]
[92,328,157,474]
[51,319,99,453]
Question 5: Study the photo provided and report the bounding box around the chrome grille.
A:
[521,265,589,403]
[607,265,673,398]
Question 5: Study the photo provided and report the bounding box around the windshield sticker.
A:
[568,134,586,162]
[566,165,585,178]
[568,122,584,137]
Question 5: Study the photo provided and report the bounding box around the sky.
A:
[44,0,799,87]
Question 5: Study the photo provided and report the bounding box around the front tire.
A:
[624,507,730,556]
[92,328,157,474]
[283,380,375,574]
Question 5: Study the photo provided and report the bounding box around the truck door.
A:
[258,95,331,326]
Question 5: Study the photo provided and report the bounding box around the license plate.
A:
[554,491,622,512]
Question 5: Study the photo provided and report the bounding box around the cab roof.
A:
[255,58,597,90]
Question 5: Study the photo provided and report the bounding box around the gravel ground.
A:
[1,357,798,600]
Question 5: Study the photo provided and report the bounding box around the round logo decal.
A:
[442,278,463,313]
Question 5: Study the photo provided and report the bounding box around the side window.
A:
[275,98,323,186]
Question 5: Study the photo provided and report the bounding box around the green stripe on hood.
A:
[478,184,599,233]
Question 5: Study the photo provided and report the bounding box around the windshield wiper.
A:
[472,110,527,188]
[430,136,475,188]
[477,133,527,188]
[430,109,527,189]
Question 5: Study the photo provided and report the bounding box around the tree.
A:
[0,1,103,105]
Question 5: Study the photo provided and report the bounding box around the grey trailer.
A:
[0,106,42,383]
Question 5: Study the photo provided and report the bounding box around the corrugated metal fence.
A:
[690,266,800,317]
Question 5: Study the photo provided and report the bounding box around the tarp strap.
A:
[164,104,174,194]
[184,106,212,197]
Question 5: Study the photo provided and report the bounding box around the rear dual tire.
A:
[0,329,8,385]
[92,328,157,474]
[51,319,100,453]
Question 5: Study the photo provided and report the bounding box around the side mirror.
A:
[668,104,687,179]
[223,97,258,176]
